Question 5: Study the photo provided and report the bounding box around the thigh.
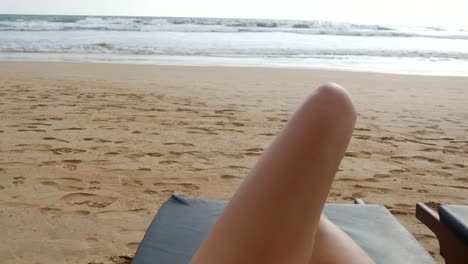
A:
[191,84,357,264]
[309,216,375,264]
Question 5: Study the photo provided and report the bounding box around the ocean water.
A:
[1,14,468,76]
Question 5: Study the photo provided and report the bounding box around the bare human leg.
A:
[308,215,375,263]
[190,83,374,264]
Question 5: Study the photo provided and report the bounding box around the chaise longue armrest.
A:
[416,202,468,264]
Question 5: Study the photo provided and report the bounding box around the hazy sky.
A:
[1,0,467,28]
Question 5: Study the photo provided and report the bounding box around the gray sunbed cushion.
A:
[439,204,468,244]
[132,195,436,264]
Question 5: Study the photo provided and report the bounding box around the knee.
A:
[316,82,355,111]
[316,82,348,96]
[301,82,356,129]
[309,82,355,115]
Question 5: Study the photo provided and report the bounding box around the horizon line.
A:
[0,13,404,27]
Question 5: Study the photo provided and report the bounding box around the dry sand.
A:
[0,62,467,263]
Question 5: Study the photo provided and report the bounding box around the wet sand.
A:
[0,62,467,263]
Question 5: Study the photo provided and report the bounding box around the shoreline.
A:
[1,61,467,263]
[2,54,468,77]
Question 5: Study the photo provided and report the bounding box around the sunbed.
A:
[132,194,436,264]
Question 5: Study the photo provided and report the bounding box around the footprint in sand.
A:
[244,152,262,157]
[404,138,437,146]
[159,160,179,165]
[43,137,69,143]
[18,129,46,132]
[389,169,408,174]
[40,207,91,216]
[442,166,455,170]
[88,186,101,191]
[388,208,413,215]
[421,147,441,153]
[441,185,468,190]
[266,117,288,122]
[13,176,25,184]
[220,175,242,180]
[259,133,275,136]
[245,148,264,152]
[95,208,149,219]
[39,180,85,191]
[59,177,82,182]
[351,191,369,198]
[153,182,199,192]
[355,127,371,132]
[109,255,133,264]
[455,177,468,183]
[226,165,249,170]
[231,122,245,127]
[87,180,101,191]
[215,128,244,133]
[212,151,243,159]
[125,153,146,159]
[186,130,218,135]
[163,142,195,147]
[169,151,203,158]
[54,127,86,131]
[374,174,391,179]
[413,156,443,164]
[62,159,82,164]
[353,135,371,140]
[50,148,86,155]
[345,151,372,158]
[329,192,342,198]
[353,184,390,193]
[176,107,197,113]
[121,179,144,187]
[379,136,395,141]
[146,152,163,157]
[127,242,140,250]
[336,177,354,182]
[62,159,82,170]
[393,203,415,209]
[105,152,120,156]
[449,140,468,144]
[58,192,117,208]
[83,137,112,143]
[363,177,379,182]
[21,122,52,127]
[214,109,239,114]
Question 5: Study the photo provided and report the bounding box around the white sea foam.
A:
[1,15,467,39]
[1,15,468,75]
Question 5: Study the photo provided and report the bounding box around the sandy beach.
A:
[1,62,467,263]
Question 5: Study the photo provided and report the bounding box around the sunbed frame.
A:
[416,203,468,264]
